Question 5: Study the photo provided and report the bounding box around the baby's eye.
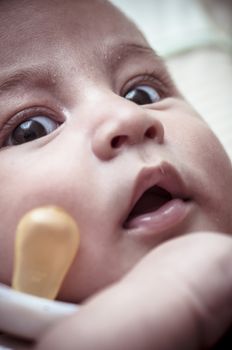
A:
[124,85,160,105]
[6,116,59,146]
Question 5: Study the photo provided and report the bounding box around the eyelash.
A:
[0,72,170,148]
[0,107,62,147]
[122,71,170,99]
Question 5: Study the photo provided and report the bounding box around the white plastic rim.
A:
[0,283,78,340]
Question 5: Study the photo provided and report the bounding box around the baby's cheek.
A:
[0,219,15,285]
[191,123,231,184]
[168,112,230,176]
[165,107,232,230]
[0,166,39,285]
[0,192,30,286]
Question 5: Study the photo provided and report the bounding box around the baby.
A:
[0,0,232,349]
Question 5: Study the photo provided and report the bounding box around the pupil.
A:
[126,88,153,105]
[12,120,47,145]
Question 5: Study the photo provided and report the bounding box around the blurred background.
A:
[111,0,232,159]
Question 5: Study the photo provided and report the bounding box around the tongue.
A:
[126,186,172,222]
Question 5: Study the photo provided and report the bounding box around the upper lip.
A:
[123,161,190,224]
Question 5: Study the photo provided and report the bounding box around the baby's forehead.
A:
[0,0,173,104]
[0,0,149,61]
[0,0,145,38]
[0,0,167,76]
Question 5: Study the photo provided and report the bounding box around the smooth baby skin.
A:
[0,0,231,306]
[36,233,232,350]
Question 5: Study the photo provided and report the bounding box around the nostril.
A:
[145,126,156,139]
[111,135,128,148]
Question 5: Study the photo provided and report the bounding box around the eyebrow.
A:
[0,66,59,96]
[0,44,163,97]
[105,42,164,73]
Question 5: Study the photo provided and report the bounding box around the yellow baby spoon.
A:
[12,206,80,300]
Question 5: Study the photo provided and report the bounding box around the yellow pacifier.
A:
[12,206,80,300]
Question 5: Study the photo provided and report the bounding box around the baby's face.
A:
[0,0,231,303]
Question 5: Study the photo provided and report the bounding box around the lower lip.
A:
[124,199,191,234]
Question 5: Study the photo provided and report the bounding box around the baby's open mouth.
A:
[123,185,173,228]
[123,163,192,232]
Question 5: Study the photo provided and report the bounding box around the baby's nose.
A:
[91,102,164,161]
